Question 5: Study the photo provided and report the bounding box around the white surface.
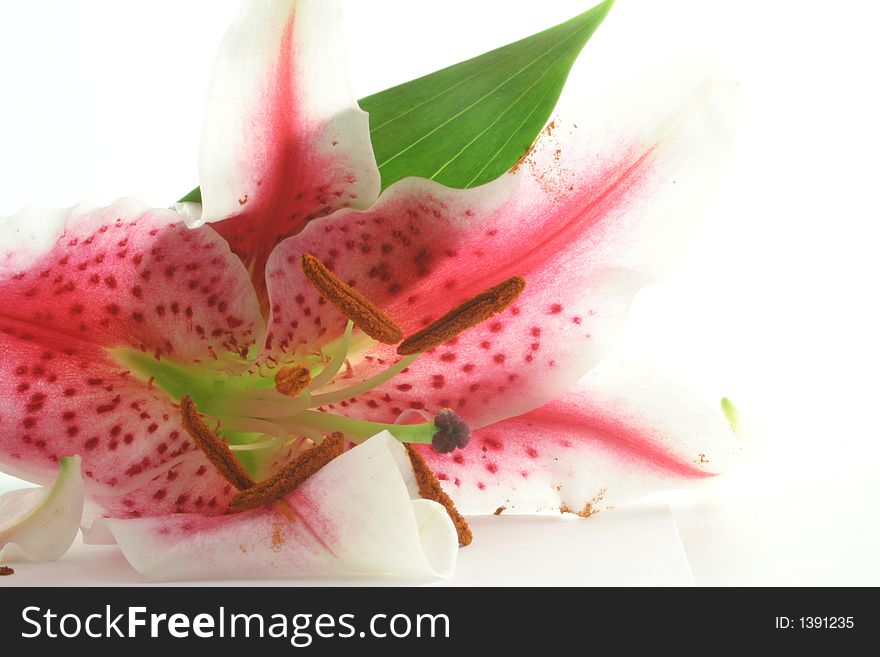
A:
[2,0,880,585]
[0,505,694,586]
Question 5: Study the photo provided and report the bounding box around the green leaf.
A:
[178,0,613,203]
[362,0,613,191]
[178,186,202,203]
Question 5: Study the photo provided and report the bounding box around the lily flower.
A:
[0,0,741,579]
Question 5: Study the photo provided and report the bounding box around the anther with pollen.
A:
[397,276,526,355]
[179,396,255,491]
[301,254,403,344]
[405,445,472,546]
[275,366,311,397]
[227,433,346,513]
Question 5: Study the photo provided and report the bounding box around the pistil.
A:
[287,408,472,454]
[289,410,437,444]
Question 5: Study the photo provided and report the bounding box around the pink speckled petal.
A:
[0,199,261,508]
[418,359,747,515]
[263,66,737,428]
[197,0,379,305]
[95,433,458,580]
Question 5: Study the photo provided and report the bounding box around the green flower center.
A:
[113,320,444,475]
[114,255,524,477]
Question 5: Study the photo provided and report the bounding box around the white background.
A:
[1,0,878,585]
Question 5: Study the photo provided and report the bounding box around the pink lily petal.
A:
[93,433,458,580]
[195,0,380,304]
[0,199,262,507]
[90,456,237,520]
[417,359,746,515]
[263,66,737,428]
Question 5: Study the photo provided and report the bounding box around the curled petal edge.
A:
[89,433,458,581]
[0,455,84,562]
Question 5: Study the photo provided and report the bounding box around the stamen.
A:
[301,254,403,344]
[308,320,353,391]
[227,433,345,513]
[179,396,255,491]
[228,436,285,452]
[275,366,311,397]
[217,417,288,438]
[309,354,418,407]
[223,387,313,419]
[397,276,526,355]
[283,424,326,444]
[404,444,472,546]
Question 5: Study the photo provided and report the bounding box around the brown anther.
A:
[404,444,472,546]
[227,433,345,513]
[301,254,403,344]
[0,565,14,576]
[397,276,526,355]
[179,396,255,491]
[275,366,311,397]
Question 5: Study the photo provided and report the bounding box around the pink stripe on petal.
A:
[418,360,747,516]
[264,70,737,429]
[515,404,712,480]
[199,0,379,308]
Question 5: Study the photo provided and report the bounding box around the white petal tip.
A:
[0,455,84,562]
[411,499,459,578]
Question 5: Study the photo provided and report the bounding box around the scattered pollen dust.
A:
[270,524,285,553]
[559,487,607,518]
[697,453,710,464]
[511,143,537,174]
[275,499,298,523]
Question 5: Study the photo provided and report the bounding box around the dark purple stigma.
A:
[431,409,471,454]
